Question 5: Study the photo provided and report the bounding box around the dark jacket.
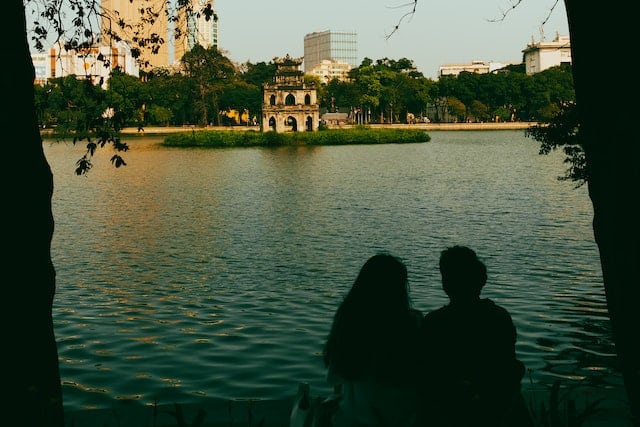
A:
[420,298,526,426]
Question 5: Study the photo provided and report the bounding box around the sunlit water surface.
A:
[44,130,622,412]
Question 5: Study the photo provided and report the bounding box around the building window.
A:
[285,93,295,106]
[304,94,311,105]
[270,94,276,105]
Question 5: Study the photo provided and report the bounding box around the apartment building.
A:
[101,0,169,69]
[303,30,357,74]
[32,40,140,87]
[522,33,571,75]
[438,60,518,78]
[174,0,219,64]
[306,59,353,83]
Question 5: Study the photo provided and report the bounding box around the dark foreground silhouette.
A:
[420,245,533,427]
[322,253,423,426]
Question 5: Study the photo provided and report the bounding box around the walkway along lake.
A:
[43,129,627,420]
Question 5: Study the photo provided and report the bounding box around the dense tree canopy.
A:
[33,55,574,132]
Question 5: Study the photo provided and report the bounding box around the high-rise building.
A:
[101,0,169,69]
[303,30,357,73]
[174,0,219,64]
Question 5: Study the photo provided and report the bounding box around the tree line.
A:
[34,44,575,132]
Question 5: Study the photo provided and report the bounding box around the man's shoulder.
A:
[480,298,512,317]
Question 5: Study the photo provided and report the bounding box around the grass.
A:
[62,378,634,427]
[526,380,606,427]
[523,369,634,427]
[161,126,430,148]
[65,397,289,427]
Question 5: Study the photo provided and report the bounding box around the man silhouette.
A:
[420,245,530,426]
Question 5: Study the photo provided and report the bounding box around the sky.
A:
[214,0,569,79]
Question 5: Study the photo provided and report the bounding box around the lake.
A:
[43,130,623,413]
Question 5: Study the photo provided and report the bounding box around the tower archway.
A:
[286,116,298,132]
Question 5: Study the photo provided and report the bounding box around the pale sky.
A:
[214,0,569,79]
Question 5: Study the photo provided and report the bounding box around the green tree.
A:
[181,44,235,125]
[105,68,147,128]
[239,60,277,87]
[468,99,490,122]
[146,70,195,125]
[349,63,383,122]
[446,96,467,122]
[319,78,358,113]
[219,80,261,124]
[403,74,434,118]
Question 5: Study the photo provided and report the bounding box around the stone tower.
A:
[261,55,320,133]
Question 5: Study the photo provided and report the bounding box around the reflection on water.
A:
[44,131,621,411]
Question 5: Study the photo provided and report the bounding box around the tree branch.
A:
[487,0,559,26]
[385,0,417,39]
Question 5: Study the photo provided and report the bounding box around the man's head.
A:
[439,245,487,301]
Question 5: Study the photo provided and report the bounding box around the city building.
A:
[101,0,169,69]
[174,0,219,64]
[306,59,352,83]
[262,55,320,133]
[32,40,140,87]
[438,60,518,78]
[303,30,357,74]
[522,33,571,75]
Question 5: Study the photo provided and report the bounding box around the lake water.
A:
[43,130,624,412]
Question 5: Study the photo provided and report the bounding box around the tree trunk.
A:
[564,1,639,424]
[3,1,64,426]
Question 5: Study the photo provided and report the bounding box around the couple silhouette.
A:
[321,246,532,427]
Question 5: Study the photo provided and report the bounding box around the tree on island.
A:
[4,1,638,426]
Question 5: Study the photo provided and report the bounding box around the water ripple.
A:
[45,131,620,411]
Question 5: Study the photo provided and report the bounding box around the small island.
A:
[162,126,431,148]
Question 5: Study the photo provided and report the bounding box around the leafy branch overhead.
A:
[525,102,586,187]
[28,0,217,175]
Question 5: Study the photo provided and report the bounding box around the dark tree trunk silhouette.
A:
[4,1,64,426]
[564,1,639,424]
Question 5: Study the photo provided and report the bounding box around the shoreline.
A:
[121,122,535,135]
[39,121,535,137]
[63,385,632,427]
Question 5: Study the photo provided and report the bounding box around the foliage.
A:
[181,45,236,126]
[446,97,466,122]
[29,1,575,176]
[527,380,607,427]
[35,75,129,175]
[34,53,575,133]
[162,127,431,148]
[525,101,586,186]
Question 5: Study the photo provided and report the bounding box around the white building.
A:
[438,60,490,77]
[437,60,517,78]
[522,33,571,75]
[306,59,352,83]
[32,41,140,87]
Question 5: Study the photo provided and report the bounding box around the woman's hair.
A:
[322,253,420,384]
